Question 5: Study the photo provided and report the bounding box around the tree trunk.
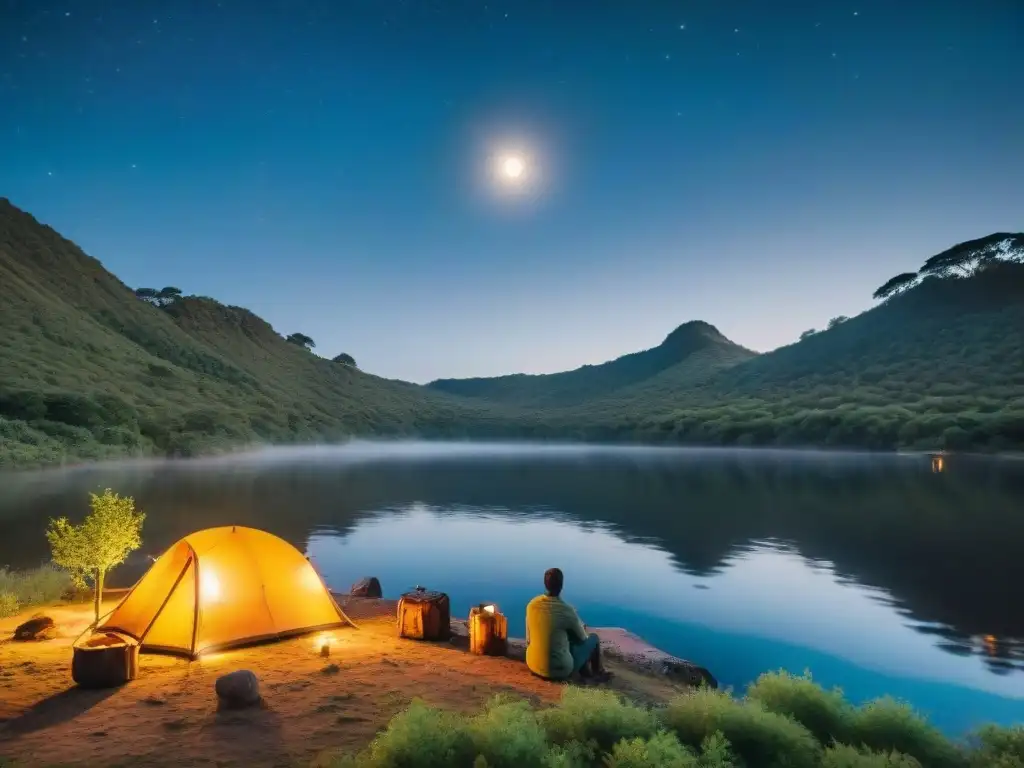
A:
[93,567,105,625]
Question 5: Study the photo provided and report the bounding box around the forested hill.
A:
[0,198,503,467]
[431,233,1024,452]
[427,320,757,407]
[1,195,1022,468]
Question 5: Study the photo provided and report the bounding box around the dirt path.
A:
[0,600,696,767]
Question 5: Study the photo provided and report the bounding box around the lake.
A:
[1,442,1022,735]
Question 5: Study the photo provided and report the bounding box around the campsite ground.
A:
[0,598,695,767]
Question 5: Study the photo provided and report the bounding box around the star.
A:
[853,11,860,16]
[47,171,53,176]
[679,24,686,31]
[64,11,70,17]
[131,164,137,169]
[664,53,671,61]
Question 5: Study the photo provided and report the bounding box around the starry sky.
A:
[2,1,1022,383]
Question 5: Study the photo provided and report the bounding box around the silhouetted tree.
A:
[799,329,817,341]
[134,287,159,306]
[134,286,181,307]
[920,233,1024,279]
[872,272,920,301]
[157,286,182,306]
[286,333,315,350]
[333,353,357,368]
[827,316,849,330]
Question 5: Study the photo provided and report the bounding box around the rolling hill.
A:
[1,196,1022,467]
[0,198,512,467]
[428,320,757,407]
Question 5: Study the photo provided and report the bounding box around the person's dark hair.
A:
[544,567,564,597]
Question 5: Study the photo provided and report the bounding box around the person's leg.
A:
[569,633,601,679]
[588,636,605,674]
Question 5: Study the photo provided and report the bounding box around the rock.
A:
[13,615,57,641]
[349,576,382,598]
[215,670,260,708]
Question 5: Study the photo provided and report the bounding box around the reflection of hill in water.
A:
[1,449,1021,671]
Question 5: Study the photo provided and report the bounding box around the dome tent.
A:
[97,526,354,658]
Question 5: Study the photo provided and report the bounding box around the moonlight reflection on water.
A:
[1,443,1022,732]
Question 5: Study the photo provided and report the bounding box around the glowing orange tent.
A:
[97,526,354,658]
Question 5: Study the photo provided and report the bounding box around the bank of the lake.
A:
[2,598,1022,768]
[0,444,1021,738]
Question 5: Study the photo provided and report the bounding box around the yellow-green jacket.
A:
[525,594,588,679]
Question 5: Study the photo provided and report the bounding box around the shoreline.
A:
[3,436,1021,477]
[0,596,711,766]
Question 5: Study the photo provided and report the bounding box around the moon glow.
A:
[501,155,525,180]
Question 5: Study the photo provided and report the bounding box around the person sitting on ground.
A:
[525,567,608,682]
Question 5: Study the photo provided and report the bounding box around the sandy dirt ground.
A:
[0,599,696,767]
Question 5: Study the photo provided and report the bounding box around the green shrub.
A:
[821,744,923,767]
[603,731,736,768]
[967,724,1024,768]
[662,688,821,768]
[845,697,966,768]
[538,687,660,753]
[0,590,18,618]
[466,696,550,768]
[541,740,593,768]
[602,730,701,767]
[0,565,72,613]
[349,699,476,767]
[747,670,851,744]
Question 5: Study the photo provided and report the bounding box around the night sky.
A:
[2,1,1022,382]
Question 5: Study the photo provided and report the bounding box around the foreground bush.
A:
[325,674,1024,768]
[820,744,922,767]
[747,671,851,745]
[538,688,659,752]
[844,697,966,768]
[967,724,1024,768]
[662,687,821,768]
[0,564,72,618]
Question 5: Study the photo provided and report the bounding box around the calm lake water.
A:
[1,442,1022,734]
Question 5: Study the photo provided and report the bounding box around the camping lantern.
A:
[468,603,508,657]
[316,633,335,657]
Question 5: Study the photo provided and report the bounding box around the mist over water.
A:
[2,442,1022,734]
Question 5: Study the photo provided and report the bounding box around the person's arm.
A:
[566,604,589,643]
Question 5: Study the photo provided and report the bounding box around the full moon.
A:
[501,156,525,179]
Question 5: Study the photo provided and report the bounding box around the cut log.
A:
[72,632,140,689]
[468,605,508,657]
[397,588,450,641]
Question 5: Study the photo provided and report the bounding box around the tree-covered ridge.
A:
[428,320,758,407]
[0,194,1022,466]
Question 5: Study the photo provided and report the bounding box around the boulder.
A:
[13,615,57,641]
[215,670,260,708]
[349,577,382,598]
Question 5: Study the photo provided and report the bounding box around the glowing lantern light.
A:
[200,569,221,603]
[315,632,336,657]
[469,603,507,656]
